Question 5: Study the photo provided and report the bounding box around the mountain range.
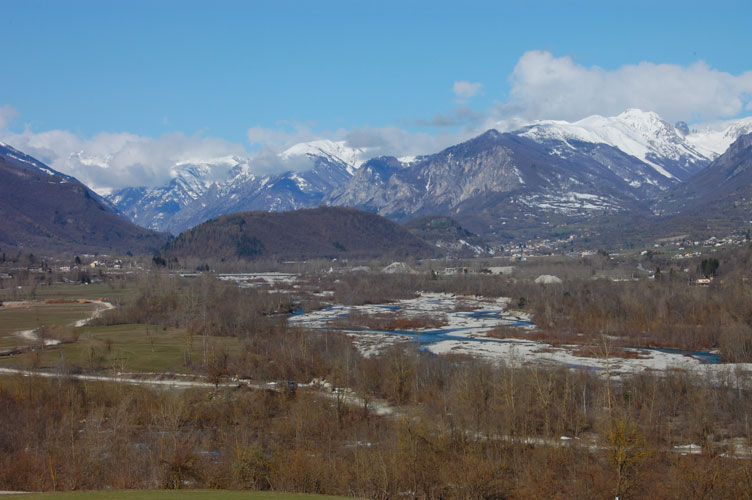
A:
[107,140,366,234]
[103,109,752,243]
[4,108,752,255]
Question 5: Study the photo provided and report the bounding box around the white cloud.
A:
[0,105,18,132]
[252,147,320,176]
[453,80,484,99]
[247,122,324,150]
[1,127,246,193]
[245,121,469,170]
[1,120,353,192]
[500,50,752,123]
[249,122,456,161]
[3,51,752,193]
[345,125,459,158]
[412,107,488,128]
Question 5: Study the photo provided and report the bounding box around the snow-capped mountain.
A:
[326,112,752,239]
[162,154,354,234]
[280,139,368,175]
[108,156,253,230]
[685,117,752,159]
[107,141,365,233]
[326,129,669,236]
[517,109,708,180]
[102,109,752,240]
[516,110,752,182]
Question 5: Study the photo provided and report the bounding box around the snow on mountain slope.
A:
[281,140,367,174]
[327,129,665,229]
[103,110,752,235]
[0,142,71,178]
[0,143,167,253]
[685,117,752,159]
[174,155,248,185]
[108,140,362,232]
[108,156,254,230]
[655,132,752,218]
[517,109,708,180]
[0,142,125,214]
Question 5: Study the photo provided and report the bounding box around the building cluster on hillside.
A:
[653,230,751,256]
[499,226,752,260]
[0,254,146,291]
[496,234,577,258]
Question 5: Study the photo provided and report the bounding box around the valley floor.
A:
[3,256,752,497]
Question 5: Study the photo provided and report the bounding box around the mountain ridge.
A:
[656,132,752,219]
[0,143,168,254]
[5,109,750,248]
[100,110,752,236]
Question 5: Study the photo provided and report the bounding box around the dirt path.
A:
[9,299,114,348]
[0,299,394,415]
[0,366,239,389]
[0,365,394,416]
[72,300,114,327]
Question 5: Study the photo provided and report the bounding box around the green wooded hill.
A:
[162,206,438,262]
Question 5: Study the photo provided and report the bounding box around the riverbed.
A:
[288,292,741,377]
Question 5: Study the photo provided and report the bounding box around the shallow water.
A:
[632,346,722,364]
[291,296,722,368]
[296,307,534,347]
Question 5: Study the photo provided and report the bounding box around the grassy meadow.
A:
[0,322,242,373]
[0,302,98,349]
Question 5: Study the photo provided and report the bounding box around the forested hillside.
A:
[162,207,438,262]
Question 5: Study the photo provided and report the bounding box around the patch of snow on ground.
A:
[218,273,298,287]
[288,292,743,377]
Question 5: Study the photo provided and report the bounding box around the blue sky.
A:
[1,0,751,190]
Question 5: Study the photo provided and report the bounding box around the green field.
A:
[10,490,350,500]
[0,322,242,373]
[0,302,98,348]
[0,279,243,373]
